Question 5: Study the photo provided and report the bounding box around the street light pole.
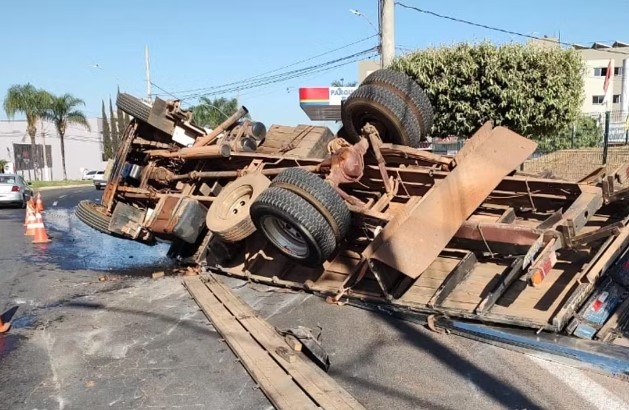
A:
[350,8,381,60]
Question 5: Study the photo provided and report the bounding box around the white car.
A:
[0,174,34,208]
[82,170,100,180]
[93,171,107,190]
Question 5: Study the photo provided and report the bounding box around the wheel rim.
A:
[261,215,309,258]
[220,185,253,220]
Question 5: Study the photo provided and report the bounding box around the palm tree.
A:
[191,96,248,128]
[42,94,91,180]
[3,84,51,180]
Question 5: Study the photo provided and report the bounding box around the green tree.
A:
[101,100,112,159]
[3,84,51,180]
[537,115,602,153]
[390,42,585,143]
[109,98,118,148]
[331,79,357,87]
[116,106,128,143]
[190,96,248,128]
[42,94,91,180]
[0,159,7,172]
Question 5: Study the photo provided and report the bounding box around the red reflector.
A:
[592,299,603,312]
[11,186,19,192]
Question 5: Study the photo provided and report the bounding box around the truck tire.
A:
[270,168,350,241]
[206,173,271,242]
[75,200,111,234]
[361,69,434,136]
[116,93,151,123]
[250,186,336,267]
[341,84,423,148]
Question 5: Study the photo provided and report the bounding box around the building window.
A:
[592,95,605,104]
[613,94,621,104]
[614,67,623,76]
[594,67,608,77]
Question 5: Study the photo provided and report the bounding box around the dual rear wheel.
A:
[206,168,350,267]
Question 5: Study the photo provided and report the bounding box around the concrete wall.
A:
[0,118,106,180]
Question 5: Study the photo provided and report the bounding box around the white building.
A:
[573,41,629,115]
[0,118,106,181]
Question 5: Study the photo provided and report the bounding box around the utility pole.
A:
[145,45,152,102]
[380,0,395,68]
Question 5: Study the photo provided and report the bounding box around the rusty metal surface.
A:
[103,122,137,213]
[193,106,249,147]
[453,121,494,165]
[147,97,176,135]
[148,196,182,235]
[364,126,537,279]
[455,221,542,247]
[108,202,147,239]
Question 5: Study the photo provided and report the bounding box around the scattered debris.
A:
[275,346,296,363]
[284,335,302,352]
[276,326,330,372]
[151,271,165,280]
[184,275,365,409]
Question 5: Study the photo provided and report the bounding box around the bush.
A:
[390,42,585,143]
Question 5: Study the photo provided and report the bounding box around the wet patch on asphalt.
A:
[23,206,174,275]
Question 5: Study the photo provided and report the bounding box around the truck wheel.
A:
[116,93,151,123]
[206,173,271,242]
[75,200,111,234]
[270,167,350,241]
[341,83,423,147]
[337,126,349,141]
[361,69,434,136]
[250,187,336,267]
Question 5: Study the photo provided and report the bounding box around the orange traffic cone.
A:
[23,202,34,226]
[32,212,51,244]
[0,315,10,333]
[35,192,45,213]
[24,210,37,236]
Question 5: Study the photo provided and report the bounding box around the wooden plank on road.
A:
[184,275,365,410]
[184,277,317,410]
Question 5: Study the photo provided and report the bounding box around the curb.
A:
[36,184,94,191]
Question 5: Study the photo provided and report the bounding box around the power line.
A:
[181,49,375,100]
[149,49,376,106]
[396,2,629,56]
[179,49,376,102]
[157,35,377,97]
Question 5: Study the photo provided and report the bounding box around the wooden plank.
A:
[183,278,315,410]
[192,275,366,410]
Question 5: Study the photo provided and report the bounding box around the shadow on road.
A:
[63,300,217,338]
[369,310,542,409]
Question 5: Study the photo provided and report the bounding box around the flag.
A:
[603,59,613,95]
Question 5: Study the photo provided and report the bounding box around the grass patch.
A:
[30,180,92,189]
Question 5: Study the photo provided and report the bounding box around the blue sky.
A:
[1,0,628,127]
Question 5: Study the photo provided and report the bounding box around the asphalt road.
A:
[1,186,629,409]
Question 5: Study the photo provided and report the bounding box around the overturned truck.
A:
[77,69,629,374]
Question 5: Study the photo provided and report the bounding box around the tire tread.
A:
[251,187,336,266]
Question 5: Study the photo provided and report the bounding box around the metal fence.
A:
[426,111,629,182]
[521,110,629,181]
